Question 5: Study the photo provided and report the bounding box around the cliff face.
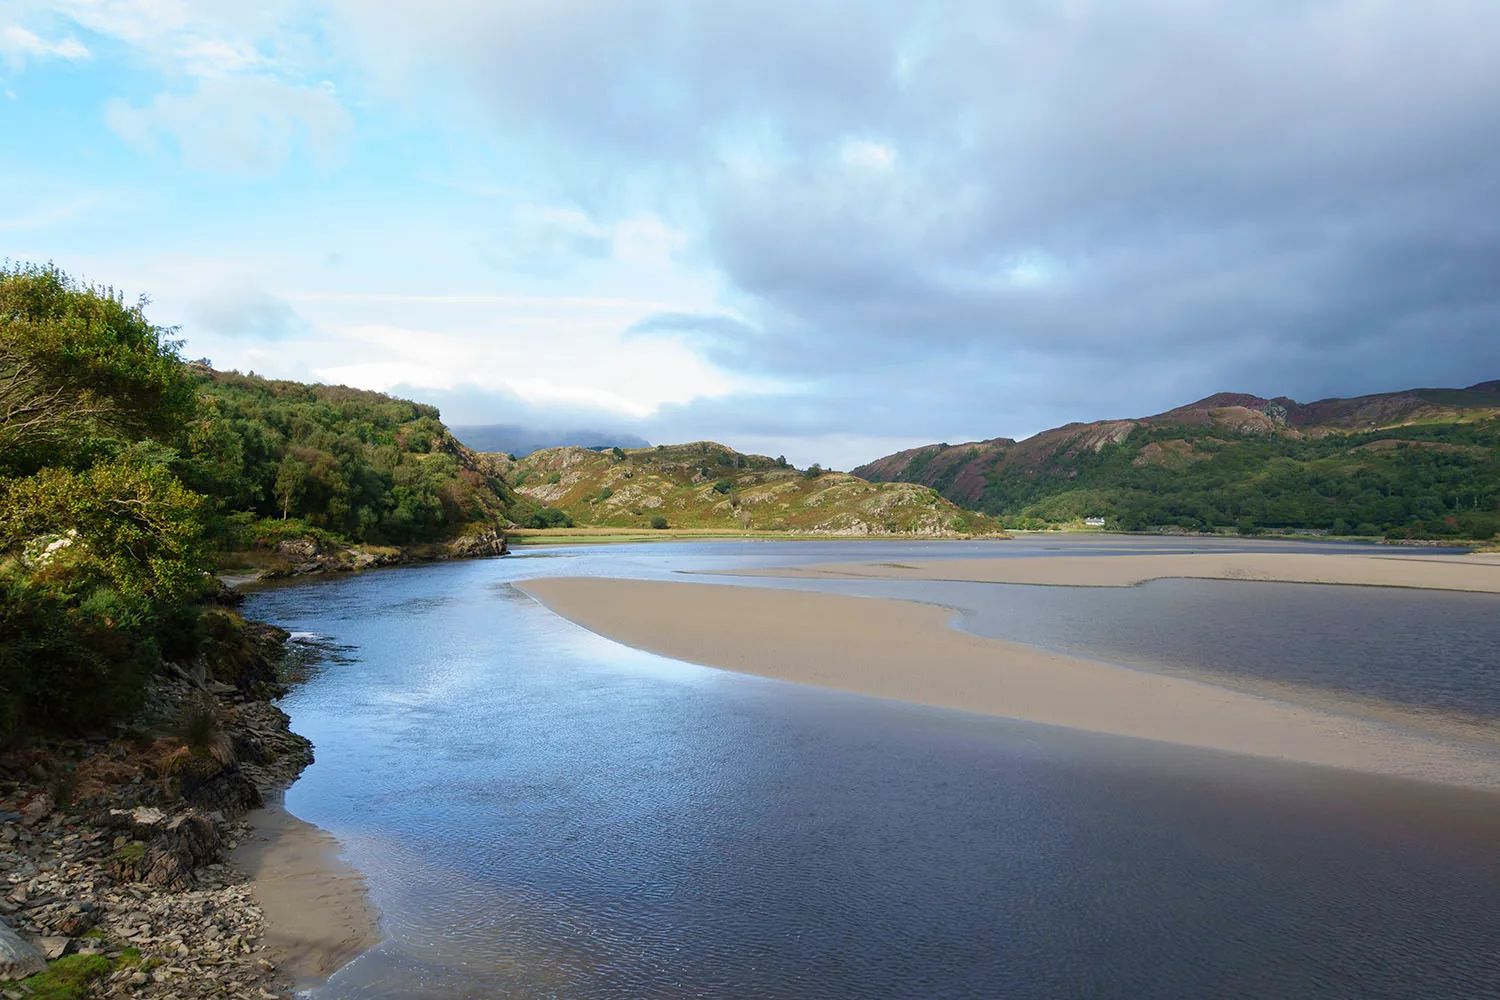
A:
[489,442,1002,536]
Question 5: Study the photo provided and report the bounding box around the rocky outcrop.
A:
[0,916,46,980]
[0,628,324,998]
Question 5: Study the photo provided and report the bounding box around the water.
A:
[242,540,1500,999]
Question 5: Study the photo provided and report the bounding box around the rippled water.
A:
[243,540,1500,999]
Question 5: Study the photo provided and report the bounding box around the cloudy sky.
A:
[4,1,1499,467]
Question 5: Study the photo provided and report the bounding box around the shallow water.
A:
[244,540,1500,999]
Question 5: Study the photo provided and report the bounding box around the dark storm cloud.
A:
[347,0,1500,461]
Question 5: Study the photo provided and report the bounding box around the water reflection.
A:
[242,541,1500,1000]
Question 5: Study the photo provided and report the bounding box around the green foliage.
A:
[973,420,1500,539]
[599,486,612,500]
[803,463,824,479]
[524,507,574,529]
[545,472,562,484]
[711,479,733,494]
[611,446,626,460]
[0,263,529,745]
[650,515,668,529]
[181,371,522,545]
[0,262,197,476]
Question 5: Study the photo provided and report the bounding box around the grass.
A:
[507,527,1009,546]
[15,954,113,1000]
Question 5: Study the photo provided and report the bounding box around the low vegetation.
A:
[490,441,1002,536]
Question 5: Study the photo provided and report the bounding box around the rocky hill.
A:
[853,382,1500,540]
[490,442,1001,536]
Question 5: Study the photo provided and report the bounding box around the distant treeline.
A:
[982,422,1500,540]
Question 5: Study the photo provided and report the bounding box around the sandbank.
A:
[518,577,1500,791]
[712,550,1500,592]
[232,799,379,988]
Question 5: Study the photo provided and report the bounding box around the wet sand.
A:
[712,550,1500,592]
[232,800,379,988]
[518,577,1500,792]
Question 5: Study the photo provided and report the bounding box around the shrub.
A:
[712,480,732,494]
[803,463,824,479]
[599,486,613,500]
[524,507,574,529]
[545,472,561,485]
[649,515,668,529]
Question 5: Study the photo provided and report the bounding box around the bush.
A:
[524,507,574,529]
[649,515,668,529]
[712,479,732,494]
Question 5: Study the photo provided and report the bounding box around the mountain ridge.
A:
[853,381,1500,539]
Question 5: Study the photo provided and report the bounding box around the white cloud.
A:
[0,25,90,67]
[106,76,352,174]
[841,138,896,171]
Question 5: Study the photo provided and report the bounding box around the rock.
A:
[446,527,508,558]
[34,936,71,960]
[18,794,52,829]
[0,917,45,981]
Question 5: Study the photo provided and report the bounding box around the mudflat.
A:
[517,577,1500,791]
[709,550,1500,592]
[232,800,379,988]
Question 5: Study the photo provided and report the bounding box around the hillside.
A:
[491,442,1001,536]
[185,368,543,551]
[853,383,1500,540]
[0,263,550,743]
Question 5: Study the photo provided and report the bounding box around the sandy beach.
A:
[711,550,1500,592]
[232,800,380,988]
[518,576,1500,791]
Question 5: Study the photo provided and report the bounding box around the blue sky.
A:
[5,2,1500,468]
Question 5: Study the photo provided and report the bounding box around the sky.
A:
[3,1,1499,469]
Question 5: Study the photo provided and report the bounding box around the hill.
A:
[492,442,1001,536]
[450,423,650,457]
[853,384,1500,540]
[0,263,554,743]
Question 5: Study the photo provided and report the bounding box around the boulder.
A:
[0,917,45,981]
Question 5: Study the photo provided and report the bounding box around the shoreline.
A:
[712,550,1500,593]
[518,577,1500,793]
[231,796,379,991]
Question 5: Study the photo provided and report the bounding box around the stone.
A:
[35,936,71,960]
[0,917,45,981]
[18,795,52,829]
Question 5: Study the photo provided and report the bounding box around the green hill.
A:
[853,386,1500,541]
[493,442,1001,536]
[0,263,548,743]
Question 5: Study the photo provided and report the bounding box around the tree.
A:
[649,515,668,529]
[274,455,308,520]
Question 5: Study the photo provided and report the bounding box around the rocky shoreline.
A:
[0,625,343,999]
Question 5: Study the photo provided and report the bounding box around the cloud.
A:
[187,284,308,340]
[19,0,1500,465]
[0,25,89,67]
[106,76,352,174]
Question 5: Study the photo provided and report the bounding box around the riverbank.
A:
[713,549,1500,592]
[518,577,1500,792]
[508,526,1012,546]
[0,647,376,996]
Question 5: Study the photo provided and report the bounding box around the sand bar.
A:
[231,800,379,988]
[713,550,1500,592]
[518,577,1500,791]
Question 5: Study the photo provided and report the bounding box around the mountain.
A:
[852,383,1500,540]
[491,441,1001,535]
[450,424,650,457]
